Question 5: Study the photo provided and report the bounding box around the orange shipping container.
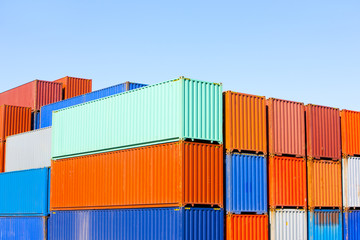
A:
[341,110,360,156]
[269,156,307,208]
[0,141,5,172]
[224,91,267,154]
[54,76,92,99]
[226,214,268,240]
[50,141,223,210]
[0,105,31,141]
[307,160,342,209]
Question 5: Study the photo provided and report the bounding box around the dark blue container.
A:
[31,111,40,130]
[308,209,342,240]
[344,210,360,240]
[49,207,224,240]
[0,216,47,240]
[225,153,267,214]
[0,168,50,216]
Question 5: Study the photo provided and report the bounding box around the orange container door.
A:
[226,214,268,240]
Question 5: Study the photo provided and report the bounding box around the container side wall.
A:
[0,142,5,173]
[308,210,342,240]
[54,77,92,99]
[0,82,36,109]
[343,157,360,208]
[128,82,148,90]
[270,209,307,240]
[341,110,360,156]
[0,105,32,141]
[0,216,46,240]
[226,214,269,240]
[344,210,360,240]
[35,81,63,110]
[83,83,127,102]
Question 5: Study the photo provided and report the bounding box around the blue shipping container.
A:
[0,168,50,216]
[344,210,360,240]
[49,207,224,240]
[31,111,40,130]
[0,216,47,240]
[308,209,342,240]
[225,153,267,214]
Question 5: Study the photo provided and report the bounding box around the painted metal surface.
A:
[0,141,5,174]
[0,168,50,216]
[268,98,305,157]
[308,210,342,240]
[343,156,360,208]
[51,141,223,210]
[224,91,267,154]
[31,111,40,130]
[226,214,268,240]
[270,209,307,240]
[225,153,267,214]
[0,216,47,240]
[127,82,147,90]
[269,156,307,208]
[52,77,223,159]
[341,110,360,157]
[0,105,31,141]
[344,210,360,240]
[54,76,92,99]
[306,104,341,160]
[5,127,52,172]
[49,207,224,240]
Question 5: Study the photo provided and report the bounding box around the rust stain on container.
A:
[226,214,268,240]
[50,141,223,210]
[268,98,305,157]
[224,91,267,154]
[0,105,31,141]
[306,104,341,160]
[341,110,360,157]
[54,76,92,99]
[269,156,307,208]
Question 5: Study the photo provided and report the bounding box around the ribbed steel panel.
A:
[0,141,5,174]
[54,76,92,99]
[268,98,305,157]
[306,104,341,160]
[0,105,32,141]
[308,210,342,240]
[341,110,360,157]
[49,207,224,240]
[344,210,360,240]
[269,156,307,208]
[270,209,307,240]
[0,216,47,240]
[31,111,40,130]
[127,82,147,90]
[83,82,127,102]
[343,156,360,208]
[226,214,268,240]
[0,168,50,216]
[5,127,52,172]
[52,77,222,159]
[51,142,223,210]
[225,153,267,214]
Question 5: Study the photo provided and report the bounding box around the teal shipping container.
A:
[52,77,222,159]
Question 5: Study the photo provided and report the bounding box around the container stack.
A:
[306,104,342,240]
[224,91,269,240]
[267,98,307,240]
[48,77,225,239]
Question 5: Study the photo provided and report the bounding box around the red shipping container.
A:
[306,104,341,160]
[341,110,360,156]
[0,80,62,111]
[0,105,31,141]
[226,214,268,240]
[54,76,92,99]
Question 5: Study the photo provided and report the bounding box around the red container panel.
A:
[54,76,92,99]
[0,105,31,141]
[226,214,268,240]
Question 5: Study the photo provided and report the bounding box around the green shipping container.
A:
[52,77,222,159]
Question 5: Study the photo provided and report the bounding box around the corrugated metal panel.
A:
[308,210,342,240]
[49,207,224,240]
[306,104,341,160]
[269,156,307,208]
[224,91,267,154]
[268,98,305,157]
[0,105,32,141]
[5,127,52,172]
[52,77,222,160]
[226,214,268,240]
[31,111,40,130]
[0,216,47,240]
[50,141,223,210]
[307,160,342,208]
[54,76,92,99]
[127,82,148,90]
[341,110,360,157]
[270,209,307,240]
[225,153,267,214]
[35,80,63,110]
[343,156,360,208]
[83,82,127,102]
[344,210,360,240]
[0,168,50,216]
[0,141,5,173]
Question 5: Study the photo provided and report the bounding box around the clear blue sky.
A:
[1,1,359,110]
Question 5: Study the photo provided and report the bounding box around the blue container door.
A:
[308,210,342,240]
[344,210,360,240]
[0,216,47,240]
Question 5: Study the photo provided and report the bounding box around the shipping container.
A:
[343,156,360,209]
[0,80,62,111]
[268,98,305,157]
[0,105,31,141]
[0,168,49,216]
[52,77,222,160]
[0,216,47,240]
[31,111,40,130]
[225,153,267,214]
[54,76,92,99]
[341,110,360,157]
[49,207,224,240]
[5,128,52,172]
[269,156,307,208]
[226,214,268,240]
[224,91,267,154]
[270,209,307,240]
[307,160,342,208]
[308,209,342,240]
[51,141,223,210]
[306,104,341,160]
[344,210,360,240]
[0,141,5,173]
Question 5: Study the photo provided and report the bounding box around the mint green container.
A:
[52,77,222,159]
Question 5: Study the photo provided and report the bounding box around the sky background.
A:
[0,1,359,110]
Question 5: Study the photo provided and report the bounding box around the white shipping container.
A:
[343,156,360,208]
[270,209,307,240]
[5,127,51,172]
